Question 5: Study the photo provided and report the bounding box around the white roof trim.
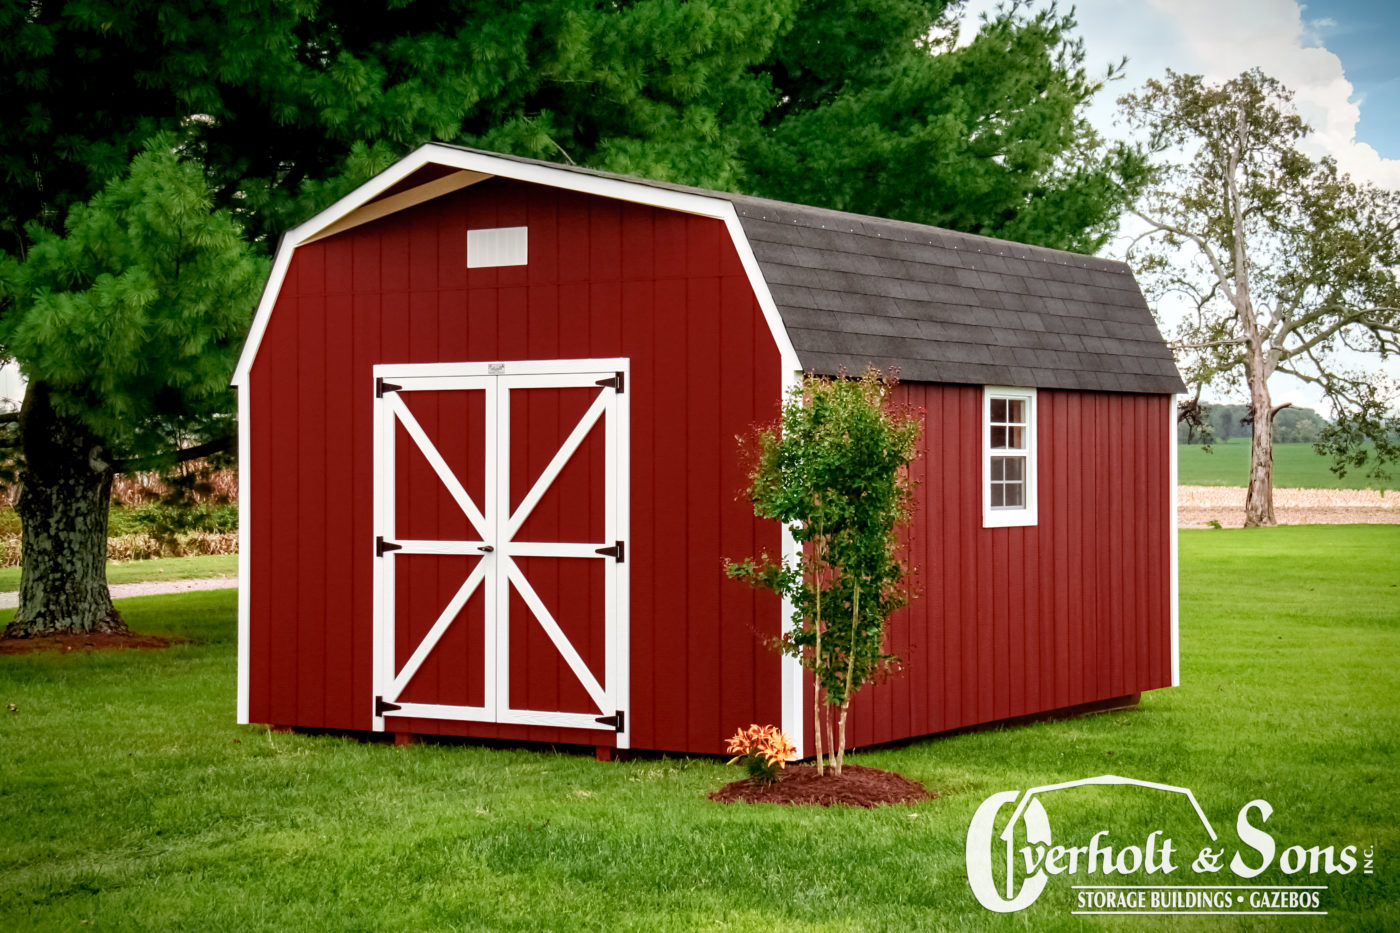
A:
[233,144,800,384]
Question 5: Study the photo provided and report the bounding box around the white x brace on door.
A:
[371,358,630,746]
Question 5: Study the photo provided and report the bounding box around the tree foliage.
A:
[753,0,1146,253]
[727,370,920,776]
[1,0,800,251]
[3,0,1139,256]
[0,0,1130,631]
[0,139,264,460]
[1120,70,1400,524]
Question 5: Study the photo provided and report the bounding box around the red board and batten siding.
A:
[819,385,1173,753]
[246,177,785,754]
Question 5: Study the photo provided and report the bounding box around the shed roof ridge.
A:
[427,142,1130,275]
[732,203,1129,274]
[752,245,1141,298]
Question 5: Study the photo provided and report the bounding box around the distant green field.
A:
[1178,440,1391,490]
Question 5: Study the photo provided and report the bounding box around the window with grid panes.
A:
[983,387,1037,527]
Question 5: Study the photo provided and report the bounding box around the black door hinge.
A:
[595,540,625,563]
[595,710,625,733]
[595,372,624,394]
[376,536,403,557]
[376,696,402,717]
[376,377,402,398]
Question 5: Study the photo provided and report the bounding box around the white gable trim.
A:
[232,144,801,386]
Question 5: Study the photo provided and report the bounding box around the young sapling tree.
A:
[726,369,920,776]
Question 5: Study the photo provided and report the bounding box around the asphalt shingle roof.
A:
[438,146,1187,395]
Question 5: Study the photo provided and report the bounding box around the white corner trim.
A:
[981,385,1038,529]
[779,519,805,760]
[1169,394,1180,687]
[236,379,251,724]
[778,366,805,758]
[232,143,803,393]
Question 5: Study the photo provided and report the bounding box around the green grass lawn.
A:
[0,554,237,592]
[1178,440,1391,490]
[1,527,1396,930]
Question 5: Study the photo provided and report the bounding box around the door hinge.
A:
[376,696,402,717]
[376,536,403,557]
[376,377,402,398]
[595,372,624,394]
[595,540,625,563]
[595,710,625,733]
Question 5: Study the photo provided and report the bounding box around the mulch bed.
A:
[0,632,181,656]
[710,763,935,808]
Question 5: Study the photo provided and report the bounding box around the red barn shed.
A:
[233,144,1186,758]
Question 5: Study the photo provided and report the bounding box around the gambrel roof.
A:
[236,144,1185,395]
[729,198,1185,394]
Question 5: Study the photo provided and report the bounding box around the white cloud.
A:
[1147,0,1400,188]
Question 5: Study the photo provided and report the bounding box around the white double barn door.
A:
[371,359,629,745]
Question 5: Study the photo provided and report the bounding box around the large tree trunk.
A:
[1243,368,1277,528]
[3,384,125,638]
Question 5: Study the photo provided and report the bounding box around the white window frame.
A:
[982,386,1038,528]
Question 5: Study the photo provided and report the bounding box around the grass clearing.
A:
[1178,440,1391,490]
[1,527,1396,929]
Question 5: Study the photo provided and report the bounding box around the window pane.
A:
[991,398,1007,422]
[991,426,1007,449]
[1006,399,1025,424]
[1007,425,1023,449]
[1004,481,1024,507]
[1003,457,1024,482]
[991,484,1004,507]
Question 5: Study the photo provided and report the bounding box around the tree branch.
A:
[1131,209,1240,307]
[1276,309,1400,361]
[1276,355,1371,409]
[1171,337,1249,351]
[111,436,233,474]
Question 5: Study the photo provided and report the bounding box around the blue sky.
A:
[1306,0,1400,158]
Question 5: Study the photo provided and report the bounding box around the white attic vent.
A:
[467,226,528,268]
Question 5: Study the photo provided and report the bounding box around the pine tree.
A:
[0,142,264,635]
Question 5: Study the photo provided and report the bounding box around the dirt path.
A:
[1178,486,1399,529]
[0,575,238,610]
